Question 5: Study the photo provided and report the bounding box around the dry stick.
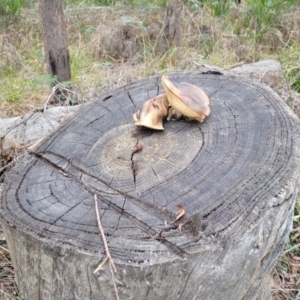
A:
[93,257,108,274]
[259,69,270,83]
[94,194,119,300]
[0,152,28,174]
[43,86,57,115]
[283,242,300,254]
[19,138,45,151]
[0,160,17,174]
[291,226,300,233]
[0,245,9,253]
[0,250,12,266]
[0,287,12,299]
[223,61,245,70]
[272,269,291,299]
[94,194,117,273]
[108,260,119,300]
[1,111,36,137]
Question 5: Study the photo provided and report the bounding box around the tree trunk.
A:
[1,71,300,300]
[39,0,71,84]
[156,0,182,61]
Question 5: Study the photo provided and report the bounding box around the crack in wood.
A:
[131,160,136,187]
[202,70,223,76]
[149,166,158,178]
[207,80,230,98]
[154,76,160,95]
[124,88,136,108]
[130,135,142,189]
[29,151,188,257]
[113,197,126,235]
[131,220,187,258]
[102,95,112,102]
[87,261,93,299]
[178,255,202,298]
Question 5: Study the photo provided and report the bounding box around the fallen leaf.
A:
[132,143,143,154]
[170,205,185,224]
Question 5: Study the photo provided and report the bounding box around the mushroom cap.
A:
[133,93,169,130]
[162,75,210,122]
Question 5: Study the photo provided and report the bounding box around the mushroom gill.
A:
[162,75,210,122]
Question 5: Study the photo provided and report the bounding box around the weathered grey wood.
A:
[1,71,300,300]
[230,59,285,91]
[0,106,80,151]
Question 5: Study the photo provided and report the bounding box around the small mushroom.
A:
[133,94,169,130]
[162,75,210,122]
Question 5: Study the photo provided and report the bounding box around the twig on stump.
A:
[94,194,119,300]
[93,257,108,274]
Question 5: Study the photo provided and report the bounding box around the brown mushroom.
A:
[162,75,210,122]
[133,94,169,130]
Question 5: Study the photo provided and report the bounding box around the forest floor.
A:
[0,1,300,299]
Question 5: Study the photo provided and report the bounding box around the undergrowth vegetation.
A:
[0,0,300,116]
[0,0,300,299]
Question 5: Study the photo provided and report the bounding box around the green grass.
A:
[1,0,300,112]
[0,0,24,16]
[202,0,232,16]
[241,0,300,43]
[277,45,300,93]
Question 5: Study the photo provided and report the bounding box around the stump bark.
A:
[1,71,300,300]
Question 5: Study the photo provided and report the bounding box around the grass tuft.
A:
[0,0,23,16]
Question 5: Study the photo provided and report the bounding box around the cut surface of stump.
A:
[1,71,300,300]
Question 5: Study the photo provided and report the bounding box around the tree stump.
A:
[1,71,300,300]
